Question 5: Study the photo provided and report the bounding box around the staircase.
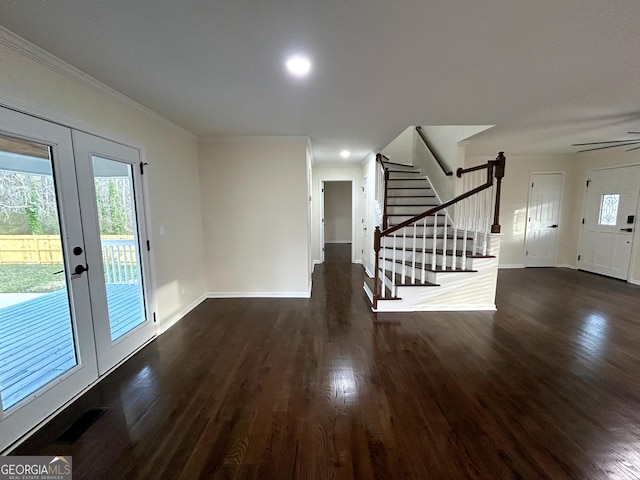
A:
[363,152,506,312]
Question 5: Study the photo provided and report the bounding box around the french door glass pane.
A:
[0,134,77,410]
[92,156,146,341]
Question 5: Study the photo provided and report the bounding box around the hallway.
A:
[11,265,640,479]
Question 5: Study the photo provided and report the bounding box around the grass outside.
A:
[0,263,65,293]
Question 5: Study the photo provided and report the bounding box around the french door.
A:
[0,107,153,451]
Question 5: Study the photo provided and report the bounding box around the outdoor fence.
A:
[0,235,138,284]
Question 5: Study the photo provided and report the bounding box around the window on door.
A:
[598,194,619,226]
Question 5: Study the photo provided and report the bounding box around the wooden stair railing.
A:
[372,152,505,309]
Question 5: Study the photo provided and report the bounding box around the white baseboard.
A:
[324,240,352,244]
[629,278,640,286]
[557,264,578,269]
[206,291,311,299]
[498,264,525,269]
[364,265,374,277]
[313,260,322,265]
[157,293,207,335]
[373,303,497,313]
[354,259,362,265]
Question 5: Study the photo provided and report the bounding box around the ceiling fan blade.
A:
[572,139,640,146]
[625,144,640,152]
[576,141,640,153]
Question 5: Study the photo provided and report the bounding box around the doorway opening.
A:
[322,181,353,264]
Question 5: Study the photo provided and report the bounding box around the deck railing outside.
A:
[101,238,138,284]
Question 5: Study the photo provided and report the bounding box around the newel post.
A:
[382,169,389,230]
[373,226,381,309]
[491,152,506,234]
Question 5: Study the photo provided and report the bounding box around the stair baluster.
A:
[412,222,417,284]
[421,217,427,283]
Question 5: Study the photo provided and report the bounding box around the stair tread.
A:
[384,271,440,287]
[387,204,439,207]
[363,277,401,301]
[381,258,478,273]
[387,195,435,197]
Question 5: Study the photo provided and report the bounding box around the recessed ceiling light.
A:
[285,55,312,77]
[340,150,351,158]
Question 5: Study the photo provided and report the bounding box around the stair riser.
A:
[380,255,472,272]
[387,197,437,206]
[387,179,428,189]
[380,261,474,284]
[388,215,450,225]
[387,171,422,179]
[380,226,455,239]
[387,205,442,216]
[386,188,433,197]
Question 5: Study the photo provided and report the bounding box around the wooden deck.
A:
[0,284,143,410]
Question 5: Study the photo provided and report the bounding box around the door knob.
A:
[73,264,89,275]
[548,224,558,228]
[620,228,633,232]
[73,246,83,255]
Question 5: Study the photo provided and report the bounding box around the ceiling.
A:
[1,0,639,163]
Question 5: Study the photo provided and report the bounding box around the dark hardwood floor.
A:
[324,243,351,263]
[11,266,640,479]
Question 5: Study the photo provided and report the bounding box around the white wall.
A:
[0,40,205,331]
[418,126,492,202]
[312,165,363,264]
[381,127,413,165]
[323,182,352,243]
[199,138,311,296]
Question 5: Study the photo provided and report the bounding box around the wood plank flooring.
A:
[10,266,640,479]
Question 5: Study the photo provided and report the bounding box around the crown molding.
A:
[198,135,309,144]
[0,25,196,139]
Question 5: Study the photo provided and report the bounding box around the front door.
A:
[579,165,640,280]
[525,173,563,267]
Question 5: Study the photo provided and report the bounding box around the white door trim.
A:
[320,179,356,263]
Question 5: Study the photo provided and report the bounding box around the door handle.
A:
[620,228,633,232]
[73,264,89,275]
[548,224,558,228]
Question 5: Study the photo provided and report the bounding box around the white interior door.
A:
[525,173,563,267]
[579,165,640,280]
[0,108,98,452]
[72,131,154,375]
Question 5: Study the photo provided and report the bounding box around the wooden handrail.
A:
[415,126,453,176]
[381,164,494,237]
